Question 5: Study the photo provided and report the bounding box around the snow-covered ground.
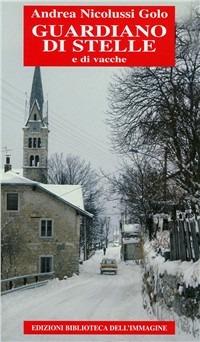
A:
[145,240,200,288]
[1,246,197,342]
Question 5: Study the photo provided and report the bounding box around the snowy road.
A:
[1,247,196,342]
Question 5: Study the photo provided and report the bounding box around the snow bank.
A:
[143,241,200,338]
[144,241,200,287]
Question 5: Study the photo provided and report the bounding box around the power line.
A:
[2,103,110,158]
[50,107,110,152]
[1,78,27,95]
[2,93,113,157]
[1,78,111,151]
[2,98,116,165]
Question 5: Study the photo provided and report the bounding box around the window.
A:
[35,155,39,166]
[28,138,32,148]
[40,219,53,237]
[34,114,37,121]
[6,193,18,211]
[40,256,53,273]
[6,156,10,164]
[30,155,40,166]
[30,155,34,166]
[33,138,37,148]
[38,138,41,148]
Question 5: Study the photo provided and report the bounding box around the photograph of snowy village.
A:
[1,1,200,341]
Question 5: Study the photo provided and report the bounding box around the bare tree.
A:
[1,221,26,278]
[108,159,162,222]
[48,153,104,251]
[49,154,97,195]
[105,155,186,231]
[107,12,200,198]
[98,217,107,248]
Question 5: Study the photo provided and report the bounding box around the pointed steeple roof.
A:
[30,67,44,114]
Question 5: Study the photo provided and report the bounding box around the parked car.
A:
[100,258,118,275]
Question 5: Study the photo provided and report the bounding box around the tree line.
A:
[48,153,105,256]
[106,10,200,224]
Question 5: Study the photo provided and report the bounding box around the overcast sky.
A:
[1,0,196,227]
[1,0,194,169]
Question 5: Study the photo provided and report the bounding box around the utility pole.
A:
[2,146,12,172]
[83,217,87,261]
[105,217,110,248]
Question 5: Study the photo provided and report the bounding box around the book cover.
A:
[1,0,200,341]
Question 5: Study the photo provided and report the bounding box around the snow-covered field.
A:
[1,246,197,342]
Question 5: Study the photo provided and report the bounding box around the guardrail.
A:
[1,272,54,295]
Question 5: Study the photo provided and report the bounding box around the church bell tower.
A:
[23,67,48,183]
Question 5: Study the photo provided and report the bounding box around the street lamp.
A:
[129,148,163,165]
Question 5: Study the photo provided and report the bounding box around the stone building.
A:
[1,171,92,279]
[23,67,48,183]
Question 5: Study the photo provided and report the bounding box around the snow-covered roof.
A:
[123,224,141,233]
[39,184,84,210]
[0,171,37,185]
[123,237,141,244]
[11,169,23,176]
[1,171,92,217]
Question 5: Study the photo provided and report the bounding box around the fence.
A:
[170,217,200,261]
[1,272,54,295]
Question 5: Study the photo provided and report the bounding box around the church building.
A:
[23,67,48,183]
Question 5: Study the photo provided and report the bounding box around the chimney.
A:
[4,155,12,172]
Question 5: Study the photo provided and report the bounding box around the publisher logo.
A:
[24,320,175,335]
[24,6,175,67]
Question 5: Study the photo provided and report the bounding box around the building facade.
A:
[23,67,48,183]
[2,67,93,281]
[1,172,92,279]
